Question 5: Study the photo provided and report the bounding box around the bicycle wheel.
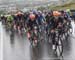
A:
[55,36,63,56]
[69,27,73,34]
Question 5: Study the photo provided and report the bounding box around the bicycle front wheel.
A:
[55,37,63,57]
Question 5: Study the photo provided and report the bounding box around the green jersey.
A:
[7,15,13,21]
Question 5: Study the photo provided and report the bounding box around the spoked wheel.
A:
[2,20,5,25]
[55,37,63,57]
[33,40,38,47]
[10,29,14,41]
[68,28,73,34]
[48,33,53,44]
[48,35,51,44]
[64,32,69,40]
[6,23,11,32]
[30,38,38,47]
[29,37,33,47]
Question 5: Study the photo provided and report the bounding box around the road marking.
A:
[0,22,3,60]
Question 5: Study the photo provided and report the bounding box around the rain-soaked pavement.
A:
[0,22,2,60]
[1,21,75,60]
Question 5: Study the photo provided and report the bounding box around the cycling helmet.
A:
[29,14,36,19]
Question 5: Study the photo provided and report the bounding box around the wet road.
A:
[0,22,2,60]
[1,21,75,60]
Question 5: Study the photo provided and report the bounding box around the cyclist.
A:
[26,13,39,39]
[0,14,6,24]
[49,11,64,50]
[15,12,24,31]
[45,11,54,35]
[6,14,14,31]
[7,14,14,25]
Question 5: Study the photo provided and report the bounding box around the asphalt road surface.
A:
[0,22,2,60]
[1,21,75,60]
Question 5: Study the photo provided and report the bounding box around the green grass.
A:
[37,1,75,10]
[50,3,75,10]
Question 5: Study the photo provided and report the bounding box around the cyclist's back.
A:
[7,15,13,22]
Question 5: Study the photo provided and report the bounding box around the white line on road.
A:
[0,22,3,60]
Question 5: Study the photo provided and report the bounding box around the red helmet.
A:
[29,14,36,19]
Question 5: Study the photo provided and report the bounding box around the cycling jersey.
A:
[7,15,13,22]
[26,18,38,30]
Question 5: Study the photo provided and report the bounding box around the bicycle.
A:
[54,29,63,57]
